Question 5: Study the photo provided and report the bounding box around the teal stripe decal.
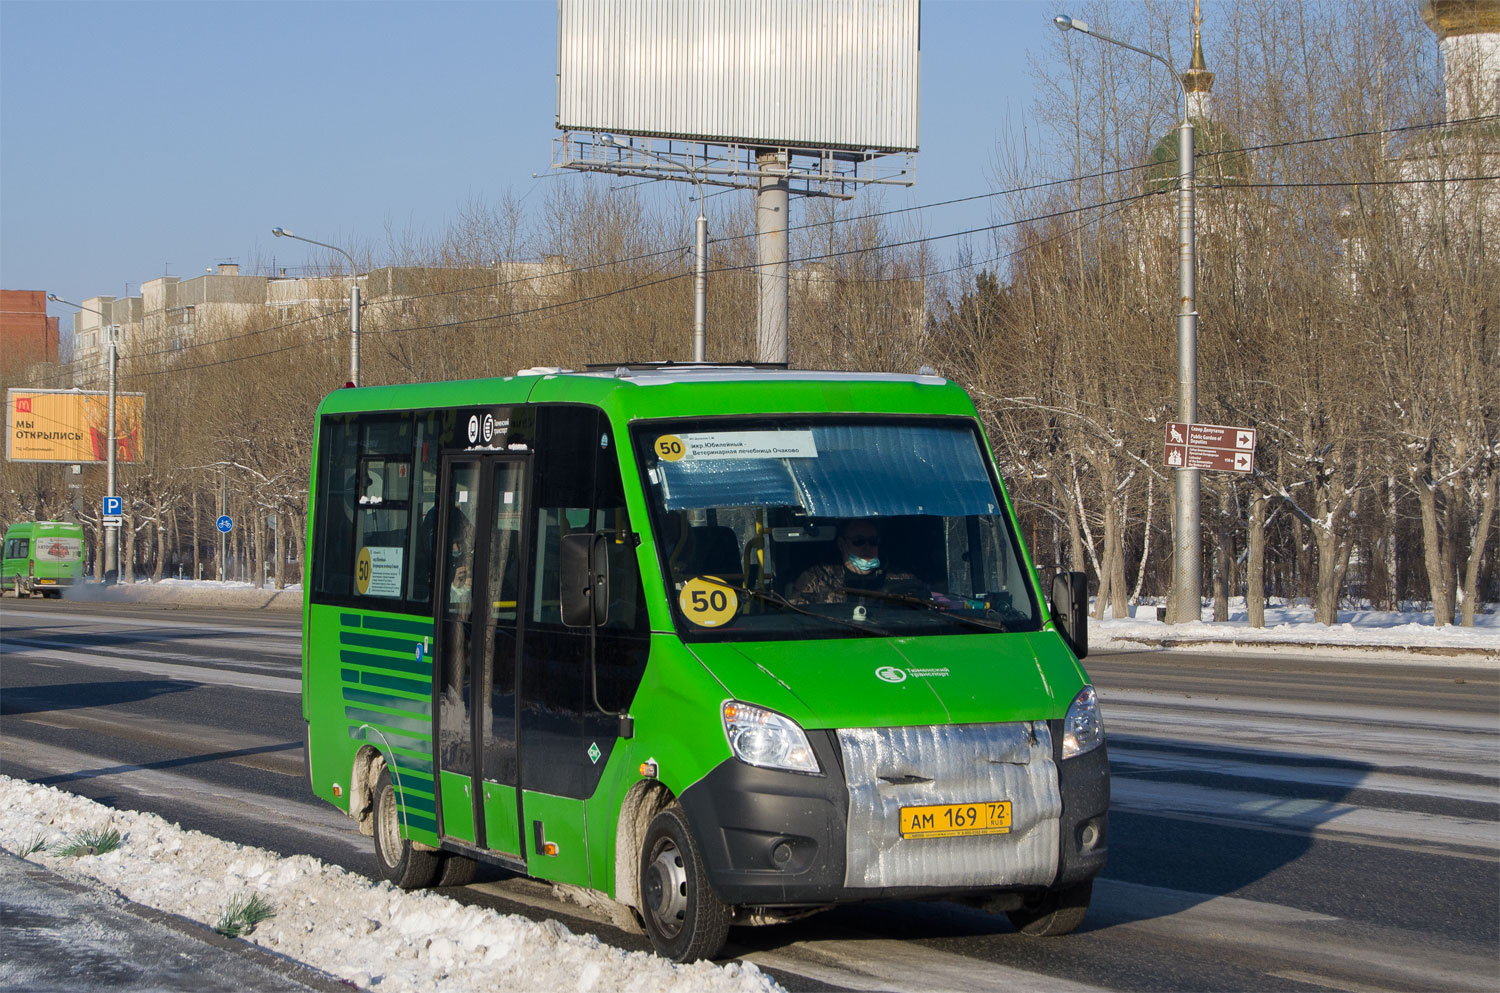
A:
[339,650,431,678]
[360,671,430,695]
[340,631,420,654]
[396,791,436,814]
[347,727,433,769]
[340,668,360,684]
[401,811,437,833]
[362,615,433,637]
[340,612,361,628]
[345,706,429,735]
[343,688,431,716]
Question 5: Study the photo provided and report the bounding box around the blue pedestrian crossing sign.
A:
[103,496,121,516]
[216,515,234,534]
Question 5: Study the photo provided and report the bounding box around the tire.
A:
[1006,880,1093,936]
[372,767,440,889]
[435,853,478,888]
[639,804,731,962]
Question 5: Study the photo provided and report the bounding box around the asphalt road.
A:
[2,599,1497,992]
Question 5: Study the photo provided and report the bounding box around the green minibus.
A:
[302,365,1105,962]
[3,520,86,598]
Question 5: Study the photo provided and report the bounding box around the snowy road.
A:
[2,600,1497,991]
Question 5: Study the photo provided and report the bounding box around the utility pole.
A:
[1054,13,1201,623]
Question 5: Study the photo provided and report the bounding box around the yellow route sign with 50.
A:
[678,576,738,627]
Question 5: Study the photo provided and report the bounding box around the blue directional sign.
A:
[103,496,122,517]
[216,515,234,534]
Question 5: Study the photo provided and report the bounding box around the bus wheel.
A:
[639,804,730,962]
[435,853,478,887]
[372,768,439,889]
[1006,880,1093,936]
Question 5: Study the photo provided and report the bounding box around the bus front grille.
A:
[838,722,1061,890]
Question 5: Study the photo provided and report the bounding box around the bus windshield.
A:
[633,416,1041,641]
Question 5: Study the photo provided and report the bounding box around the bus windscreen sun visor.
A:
[653,423,1000,517]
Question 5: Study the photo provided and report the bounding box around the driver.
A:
[789,519,916,604]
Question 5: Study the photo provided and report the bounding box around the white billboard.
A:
[557,0,920,153]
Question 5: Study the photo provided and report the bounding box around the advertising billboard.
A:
[6,389,146,464]
[557,0,920,153]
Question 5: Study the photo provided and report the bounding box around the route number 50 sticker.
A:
[679,576,738,627]
[655,435,687,461]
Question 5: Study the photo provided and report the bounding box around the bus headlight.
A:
[722,701,820,774]
[1061,685,1104,759]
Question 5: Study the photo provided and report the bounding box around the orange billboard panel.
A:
[6,389,146,463]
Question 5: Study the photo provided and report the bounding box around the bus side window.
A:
[312,413,415,602]
[313,416,360,597]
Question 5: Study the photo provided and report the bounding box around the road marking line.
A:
[1268,969,1403,993]
[2,642,300,695]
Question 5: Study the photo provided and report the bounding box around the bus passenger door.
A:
[434,455,527,859]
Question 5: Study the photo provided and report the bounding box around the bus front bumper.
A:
[677,721,1109,908]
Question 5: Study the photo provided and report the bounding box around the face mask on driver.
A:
[847,554,881,572]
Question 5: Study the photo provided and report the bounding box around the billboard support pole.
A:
[755,149,789,364]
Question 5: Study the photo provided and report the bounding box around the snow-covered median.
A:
[0,777,781,993]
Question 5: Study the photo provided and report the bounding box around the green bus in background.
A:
[3,520,86,598]
[302,365,1106,962]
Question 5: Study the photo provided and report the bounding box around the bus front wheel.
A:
[372,767,440,889]
[639,804,730,962]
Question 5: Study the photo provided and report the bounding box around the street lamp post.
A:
[271,227,361,386]
[1054,13,1201,625]
[599,135,710,362]
[48,294,120,584]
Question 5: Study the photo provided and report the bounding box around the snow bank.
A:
[0,777,781,993]
[1092,598,1499,658]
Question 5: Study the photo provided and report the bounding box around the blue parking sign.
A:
[103,496,121,516]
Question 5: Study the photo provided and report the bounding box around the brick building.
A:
[0,289,61,377]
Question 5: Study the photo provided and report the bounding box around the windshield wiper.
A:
[686,576,893,637]
[829,587,1013,633]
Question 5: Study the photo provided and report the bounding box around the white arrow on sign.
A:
[1234,452,1253,471]
[1236,431,1254,448]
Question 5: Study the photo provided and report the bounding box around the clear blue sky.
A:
[2,0,1063,332]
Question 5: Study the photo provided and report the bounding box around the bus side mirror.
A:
[1051,571,1089,660]
[560,532,609,628]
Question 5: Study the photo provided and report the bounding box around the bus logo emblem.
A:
[588,742,602,764]
[876,666,907,683]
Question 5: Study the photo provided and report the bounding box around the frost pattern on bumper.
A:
[838,722,1061,889]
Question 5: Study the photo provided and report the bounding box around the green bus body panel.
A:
[481,782,520,856]
[687,631,1085,730]
[305,602,438,844]
[523,792,592,887]
[441,771,477,843]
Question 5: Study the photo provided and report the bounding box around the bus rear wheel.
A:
[1006,880,1093,936]
[639,804,730,962]
[372,767,440,889]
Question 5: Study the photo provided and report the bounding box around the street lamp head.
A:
[599,133,618,147]
[272,226,291,238]
[47,293,59,302]
[1054,14,1089,33]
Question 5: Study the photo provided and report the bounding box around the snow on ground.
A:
[1092,597,1499,659]
[0,777,781,993]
